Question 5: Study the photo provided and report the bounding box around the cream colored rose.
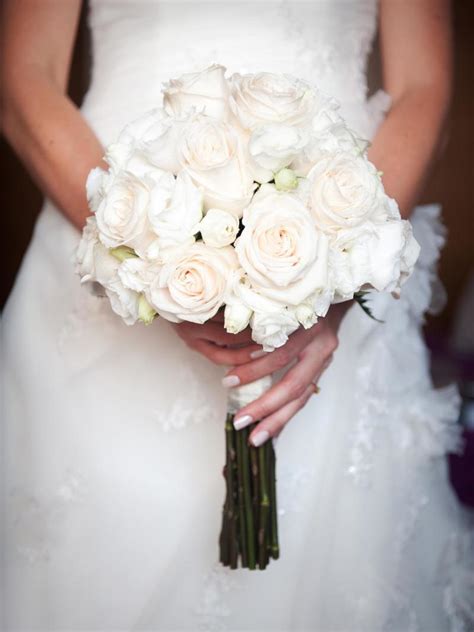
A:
[148,242,239,323]
[331,219,420,298]
[235,186,329,305]
[163,64,230,121]
[148,171,203,250]
[224,299,252,334]
[293,124,368,177]
[251,309,299,351]
[118,257,160,294]
[76,216,100,282]
[86,167,111,213]
[248,123,308,177]
[75,217,140,324]
[198,208,239,248]
[95,171,151,249]
[229,72,317,131]
[307,153,384,233]
[228,274,299,350]
[114,108,183,175]
[177,114,255,216]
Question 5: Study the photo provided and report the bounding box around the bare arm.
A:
[1,0,104,230]
[369,0,453,218]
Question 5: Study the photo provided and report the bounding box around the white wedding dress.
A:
[2,1,474,630]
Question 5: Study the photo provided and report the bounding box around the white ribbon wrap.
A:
[227,375,273,415]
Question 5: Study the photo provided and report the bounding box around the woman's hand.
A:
[172,311,263,367]
[223,302,351,446]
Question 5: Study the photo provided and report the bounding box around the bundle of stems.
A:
[219,413,279,570]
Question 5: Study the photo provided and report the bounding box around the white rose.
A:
[397,220,421,290]
[118,256,160,293]
[105,142,165,180]
[148,171,203,250]
[229,72,317,130]
[235,185,329,305]
[114,108,184,175]
[310,95,343,134]
[307,152,384,233]
[86,167,110,213]
[293,288,332,328]
[293,124,368,177]
[75,216,101,282]
[332,220,420,297]
[228,273,299,350]
[248,123,308,179]
[95,171,151,249]
[294,303,318,329]
[148,242,239,323]
[224,299,253,334]
[198,208,239,248]
[163,64,230,121]
[177,114,255,215]
[251,309,299,351]
[75,217,140,324]
[104,279,140,325]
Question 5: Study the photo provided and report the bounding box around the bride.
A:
[2,0,473,630]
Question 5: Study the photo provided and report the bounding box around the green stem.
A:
[241,426,256,570]
[219,479,229,566]
[258,445,270,570]
[225,414,238,569]
[268,441,280,560]
[236,425,248,567]
[250,440,259,562]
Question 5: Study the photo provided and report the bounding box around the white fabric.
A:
[2,1,473,630]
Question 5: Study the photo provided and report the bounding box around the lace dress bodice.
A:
[82,0,390,145]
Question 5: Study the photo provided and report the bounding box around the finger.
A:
[233,341,328,426]
[225,325,317,387]
[190,339,263,366]
[184,321,254,346]
[211,309,225,323]
[248,384,316,446]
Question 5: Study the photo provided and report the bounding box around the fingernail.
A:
[222,375,240,388]
[233,414,253,430]
[250,349,267,359]
[251,430,270,447]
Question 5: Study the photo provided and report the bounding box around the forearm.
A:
[2,71,104,231]
[368,85,450,219]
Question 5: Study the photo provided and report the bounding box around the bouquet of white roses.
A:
[76,65,419,570]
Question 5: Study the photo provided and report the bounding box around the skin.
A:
[2,0,452,446]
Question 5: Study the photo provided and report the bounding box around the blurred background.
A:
[1,1,473,505]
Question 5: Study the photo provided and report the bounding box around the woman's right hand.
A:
[172,313,263,367]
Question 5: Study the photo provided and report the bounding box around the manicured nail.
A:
[251,430,270,447]
[250,349,267,359]
[222,374,240,388]
[233,415,253,430]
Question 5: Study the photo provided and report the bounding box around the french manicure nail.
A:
[222,375,240,388]
[250,349,267,359]
[251,430,270,447]
[233,415,253,430]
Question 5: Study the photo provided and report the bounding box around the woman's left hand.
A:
[223,302,351,446]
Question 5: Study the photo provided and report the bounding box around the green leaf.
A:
[354,291,384,323]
